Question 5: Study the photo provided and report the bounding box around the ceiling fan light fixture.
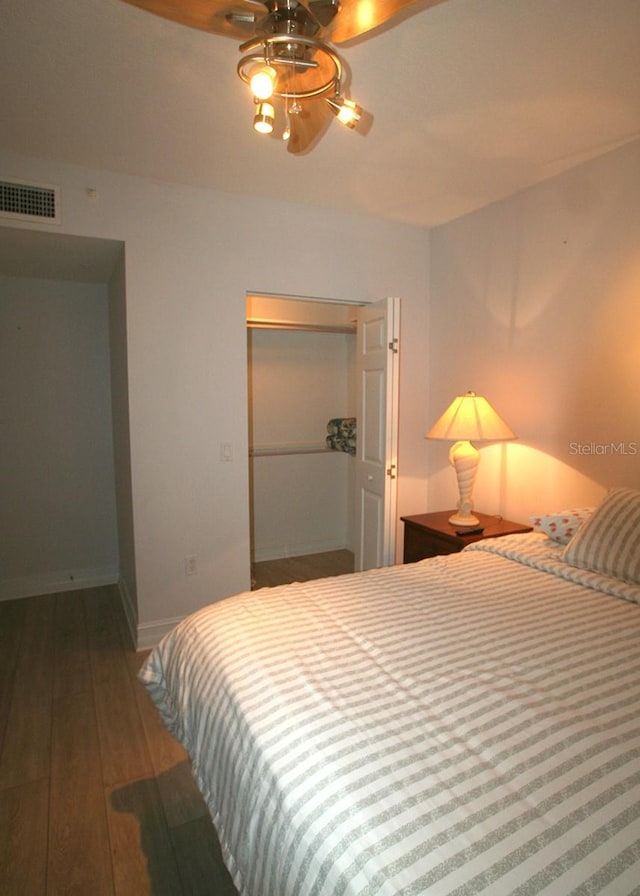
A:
[249,64,277,100]
[326,96,362,128]
[253,101,275,134]
[121,0,447,154]
[237,26,357,148]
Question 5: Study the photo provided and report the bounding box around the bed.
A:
[139,487,640,895]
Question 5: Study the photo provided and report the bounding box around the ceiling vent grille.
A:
[0,177,61,224]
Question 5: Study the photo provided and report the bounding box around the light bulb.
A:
[326,96,362,129]
[253,102,275,135]
[250,66,276,101]
[335,98,361,128]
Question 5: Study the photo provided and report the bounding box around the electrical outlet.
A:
[185,555,197,576]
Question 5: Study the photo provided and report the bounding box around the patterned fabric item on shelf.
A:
[326,418,356,455]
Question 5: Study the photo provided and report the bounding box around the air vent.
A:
[0,177,61,224]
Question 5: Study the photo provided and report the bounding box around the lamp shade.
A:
[425,391,516,528]
[426,391,516,442]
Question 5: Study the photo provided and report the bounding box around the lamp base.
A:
[448,440,480,529]
[448,511,480,528]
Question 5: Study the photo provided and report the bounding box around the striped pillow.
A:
[561,487,640,586]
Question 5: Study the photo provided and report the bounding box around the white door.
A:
[354,297,400,571]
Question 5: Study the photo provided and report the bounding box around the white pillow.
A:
[530,508,593,545]
[561,487,640,586]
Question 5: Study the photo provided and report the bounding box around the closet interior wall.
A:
[247,296,359,565]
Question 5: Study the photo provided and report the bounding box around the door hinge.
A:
[388,338,399,354]
[386,464,397,479]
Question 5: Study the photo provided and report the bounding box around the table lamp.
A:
[426,391,516,528]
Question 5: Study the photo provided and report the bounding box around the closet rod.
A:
[247,318,356,334]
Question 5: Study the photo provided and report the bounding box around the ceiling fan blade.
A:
[325,0,446,44]
[121,0,265,40]
[287,98,331,154]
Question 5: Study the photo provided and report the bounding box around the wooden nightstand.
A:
[401,510,532,563]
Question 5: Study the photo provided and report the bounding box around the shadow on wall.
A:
[110,760,239,895]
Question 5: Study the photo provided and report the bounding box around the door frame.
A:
[246,291,399,572]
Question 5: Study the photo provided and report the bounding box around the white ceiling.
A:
[1,0,639,232]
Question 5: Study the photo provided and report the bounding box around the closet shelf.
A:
[247,318,356,334]
[250,442,338,457]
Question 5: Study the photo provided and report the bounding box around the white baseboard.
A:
[252,537,349,563]
[136,615,184,650]
[0,565,119,602]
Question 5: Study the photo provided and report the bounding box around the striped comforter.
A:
[139,534,640,895]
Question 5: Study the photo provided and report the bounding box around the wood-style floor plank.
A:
[48,761,114,896]
[86,587,154,789]
[0,778,49,896]
[50,688,101,788]
[0,586,240,896]
[107,775,183,896]
[155,760,211,830]
[93,678,154,789]
[52,590,91,700]
[0,599,26,759]
[0,596,54,790]
[85,586,133,689]
[252,548,354,589]
[48,687,113,894]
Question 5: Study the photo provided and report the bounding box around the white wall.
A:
[0,149,430,645]
[5,140,636,639]
[427,139,640,523]
[249,326,355,561]
[251,453,352,561]
[1,274,119,598]
[108,249,138,637]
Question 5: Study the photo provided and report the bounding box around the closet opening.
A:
[0,227,134,621]
[247,293,362,589]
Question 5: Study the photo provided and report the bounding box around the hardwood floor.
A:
[0,587,238,896]
[251,548,354,589]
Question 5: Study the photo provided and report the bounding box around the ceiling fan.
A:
[122,0,445,153]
